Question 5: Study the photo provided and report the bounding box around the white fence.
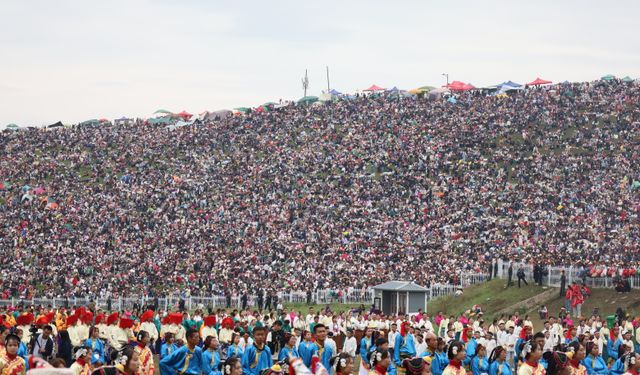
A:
[0,273,491,310]
[495,260,640,289]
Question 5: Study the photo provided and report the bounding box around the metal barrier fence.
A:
[0,273,491,310]
[495,260,640,289]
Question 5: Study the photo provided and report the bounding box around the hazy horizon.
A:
[1,0,639,126]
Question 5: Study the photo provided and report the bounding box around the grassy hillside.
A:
[427,279,550,321]
[527,287,640,328]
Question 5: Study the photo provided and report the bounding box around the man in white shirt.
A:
[506,327,517,366]
[388,323,398,355]
[422,317,434,333]
[326,331,337,354]
[483,332,497,358]
[414,333,427,356]
[343,329,357,358]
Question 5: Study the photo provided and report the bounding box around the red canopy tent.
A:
[364,84,386,91]
[527,78,552,86]
[447,81,475,91]
[176,110,193,120]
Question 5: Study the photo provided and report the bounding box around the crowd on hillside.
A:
[3,301,640,375]
[0,79,639,299]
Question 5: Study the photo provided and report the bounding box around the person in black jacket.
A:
[57,330,73,367]
[30,325,54,360]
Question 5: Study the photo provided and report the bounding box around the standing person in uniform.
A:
[241,326,272,375]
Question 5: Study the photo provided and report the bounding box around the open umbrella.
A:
[601,74,615,81]
[234,107,251,114]
[297,96,319,104]
[621,76,634,83]
[5,124,19,130]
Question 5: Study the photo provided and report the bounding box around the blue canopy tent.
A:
[329,89,342,96]
[497,80,522,89]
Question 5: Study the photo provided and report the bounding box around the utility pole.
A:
[326,66,330,92]
[442,73,449,86]
[302,69,309,97]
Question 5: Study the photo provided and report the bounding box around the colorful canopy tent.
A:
[175,111,193,120]
[601,74,615,81]
[234,107,251,114]
[418,86,435,92]
[364,84,385,91]
[148,117,174,125]
[428,87,450,99]
[204,110,232,120]
[621,76,634,83]
[78,119,101,127]
[297,96,319,104]
[527,78,552,86]
[47,121,63,128]
[387,86,401,92]
[447,81,475,91]
[497,81,522,89]
[153,109,173,115]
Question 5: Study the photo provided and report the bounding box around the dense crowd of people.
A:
[3,301,640,375]
[0,79,639,299]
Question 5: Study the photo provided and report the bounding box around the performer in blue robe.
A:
[203,336,222,375]
[312,324,334,372]
[298,331,318,367]
[471,349,489,375]
[160,329,205,375]
[85,336,106,365]
[488,346,512,375]
[241,327,273,375]
[278,334,300,363]
[394,323,417,369]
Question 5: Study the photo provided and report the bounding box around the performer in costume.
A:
[622,353,640,375]
[331,352,355,375]
[278,333,299,363]
[221,356,243,375]
[566,342,586,375]
[581,341,607,375]
[134,330,155,375]
[202,336,222,375]
[464,329,479,366]
[395,322,417,375]
[241,326,273,375]
[227,334,244,359]
[14,314,33,346]
[443,341,467,375]
[433,338,449,375]
[139,311,158,350]
[201,316,218,342]
[110,318,134,352]
[607,327,623,362]
[313,324,334,371]
[219,317,234,351]
[297,331,317,368]
[95,314,109,342]
[70,346,92,375]
[402,356,432,375]
[160,328,204,375]
[161,332,177,360]
[517,340,545,375]
[0,334,26,375]
[472,344,489,375]
[542,351,569,375]
[359,328,375,375]
[0,327,8,358]
[514,326,532,370]
[78,310,92,344]
[368,348,391,375]
[611,345,631,375]
[489,346,512,375]
[84,326,106,366]
[12,330,27,369]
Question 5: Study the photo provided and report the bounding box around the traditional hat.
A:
[35,316,50,326]
[95,313,106,325]
[106,313,119,326]
[169,313,183,326]
[161,315,171,325]
[119,318,134,329]
[400,321,411,337]
[66,315,78,326]
[140,310,154,323]
[45,312,55,323]
[204,316,216,327]
[221,316,234,329]
[81,311,93,325]
[17,314,33,326]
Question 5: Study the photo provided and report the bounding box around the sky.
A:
[1,0,639,126]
